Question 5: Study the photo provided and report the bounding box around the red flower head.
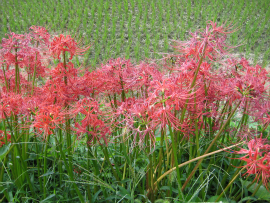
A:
[232,138,270,190]
[0,130,11,147]
[172,21,236,62]
[29,26,50,46]
[50,34,90,60]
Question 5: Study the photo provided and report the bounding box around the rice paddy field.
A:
[1,0,270,66]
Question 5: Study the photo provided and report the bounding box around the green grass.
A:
[1,0,270,66]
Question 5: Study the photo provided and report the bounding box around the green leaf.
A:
[117,185,132,200]
[160,186,178,194]
[185,194,202,202]
[40,194,55,203]
[40,171,54,177]
[243,181,270,200]
[238,196,257,203]
[155,199,170,203]
[93,189,103,202]
[206,196,235,203]
[0,143,10,161]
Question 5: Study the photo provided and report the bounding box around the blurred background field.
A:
[1,0,270,67]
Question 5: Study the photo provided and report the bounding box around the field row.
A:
[1,0,270,66]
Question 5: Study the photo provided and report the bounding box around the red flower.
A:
[232,138,270,190]
[172,21,236,62]
[29,26,50,46]
[0,130,11,147]
[50,34,90,60]
[32,106,64,138]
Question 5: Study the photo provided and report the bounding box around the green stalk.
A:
[4,115,36,198]
[2,65,9,92]
[54,135,85,202]
[180,42,207,122]
[246,181,263,203]
[234,178,255,201]
[215,167,245,202]
[58,126,63,188]
[43,134,51,198]
[102,147,121,183]
[62,51,84,199]
[146,133,154,202]
[34,133,42,192]
[151,142,244,191]
[14,48,21,94]
[157,129,165,180]
[182,101,241,191]
[167,123,184,199]
[31,43,39,95]
[86,146,92,202]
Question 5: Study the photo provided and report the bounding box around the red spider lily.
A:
[76,69,105,96]
[32,106,64,138]
[0,130,11,147]
[238,151,270,190]
[232,138,270,190]
[71,98,100,126]
[100,58,134,95]
[71,98,110,145]
[73,165,82,175]
[18,47,48,78]
[233,138,268,156]
[125,61,162,92]
[50,34,90,60]
[75,121,110,146]
[0,92,24,117]
[50,62,78,80]
[29,26,50,46]
[172,21,236,62]
[115,98,159,149]
[1,32,29,53]
[41,63,82,106]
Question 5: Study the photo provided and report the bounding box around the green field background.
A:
[1,0,270,66]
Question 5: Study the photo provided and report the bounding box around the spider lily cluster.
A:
[0,22,269,202]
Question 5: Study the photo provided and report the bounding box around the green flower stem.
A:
[7,120,36,198]
[34,133,42,192]
[146,133,154,202]
[2,65,9,92]
[180,42,207,122]
[157,129,165,180]
[14,48,21,94]
[217,153,236,195]
[168,123,184,200]
[234,179,255,201]
[246,181,262,203]
[151,141,244,192]
[43,134,51,198]
[31,50,38,95]
[58,126,63,188]
[182,101,241,191]
[86,146,92,202]
[31,41,39,95]
[92,139,100,193]
[102,147,121,183]
[62,50,81,199]
[54,134,85,202]
[215,167,245,202]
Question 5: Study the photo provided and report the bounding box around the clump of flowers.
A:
[0,21,269,202]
